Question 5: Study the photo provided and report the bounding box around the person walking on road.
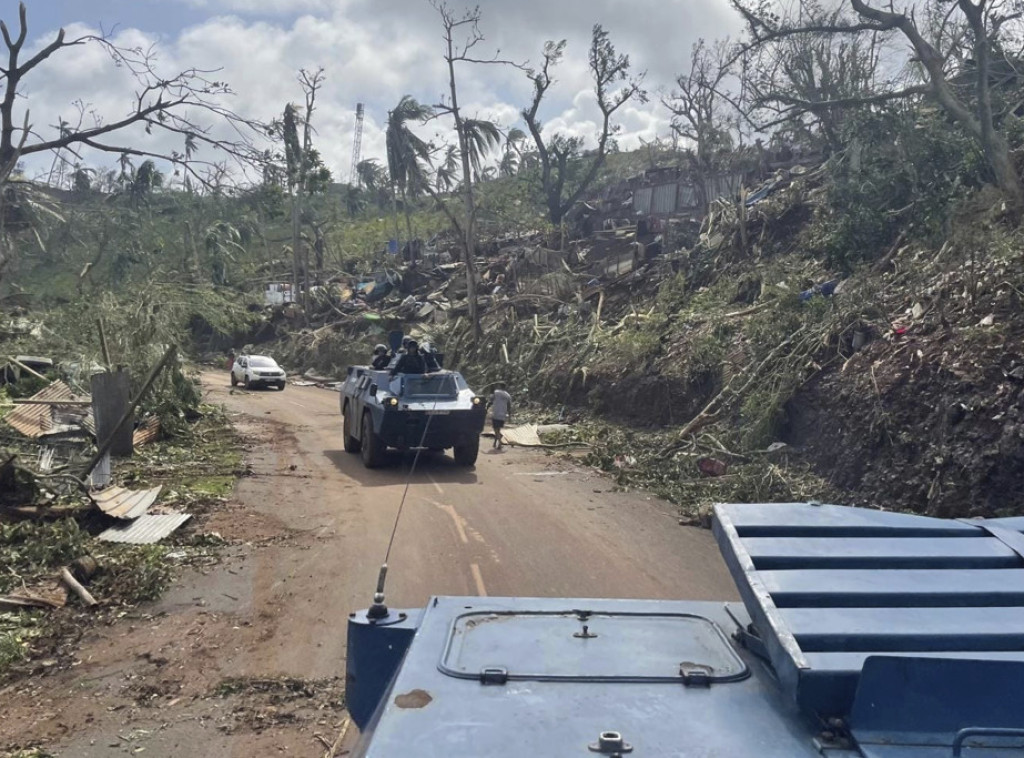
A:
[489,382,513,449]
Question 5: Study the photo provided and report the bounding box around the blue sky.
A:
[6,1,209,39]
[6,0,744,185]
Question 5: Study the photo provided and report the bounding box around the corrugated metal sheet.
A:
[651,183,677,215]
[601,252,636,277]
[705,172,744,202]
[4,381,92,438]
[633,186,653,215]
[98,512,191,544]
[92,485,162,520]
[677,182,700,209]
[714,502,1024,718]
[88,452,111,488]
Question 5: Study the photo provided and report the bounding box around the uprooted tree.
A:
[521,26,647,229]
[732,0,1024,211]
[0,2,262,283]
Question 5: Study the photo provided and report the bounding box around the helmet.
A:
[406,340,418,350]
[373,344,388,355]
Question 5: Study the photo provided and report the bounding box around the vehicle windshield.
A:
[402,374,457,397]
[249,357,278,368]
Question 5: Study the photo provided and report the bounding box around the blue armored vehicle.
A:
[339,353,486,469]
[347,502,1024,756]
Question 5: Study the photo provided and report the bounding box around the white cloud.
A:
[14,0,741,185]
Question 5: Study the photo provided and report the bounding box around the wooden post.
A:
[97,319,112,370]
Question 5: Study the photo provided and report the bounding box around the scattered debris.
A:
[3,381,92,438]
[497,423,584,448]
[0,583,67,610]
[500,424,544,447]
[696,457,728,477]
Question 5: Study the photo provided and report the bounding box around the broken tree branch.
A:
[7,355,47,381]
[60,566,97,606]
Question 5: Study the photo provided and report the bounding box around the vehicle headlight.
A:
[471,396,481,405]
[386,397,399,407]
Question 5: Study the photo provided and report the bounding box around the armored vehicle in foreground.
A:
[347,502,1024,756]
[340,363,485,469]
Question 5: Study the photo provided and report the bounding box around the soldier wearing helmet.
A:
[371,344,391,370]
[390,339,426,376]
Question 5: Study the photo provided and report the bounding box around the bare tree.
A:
[0,4,260,182]
[735,3,891,153]
[281,67,327,306]
[0,2,263,283]
[732,0,1024,209]
[431,1,522,340]
[521,26,646,229]
[664,39,738,211]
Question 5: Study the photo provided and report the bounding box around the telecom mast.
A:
[349,103,365,185]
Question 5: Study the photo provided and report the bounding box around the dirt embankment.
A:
[790,319,1024,517]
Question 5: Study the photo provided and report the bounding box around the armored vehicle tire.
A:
[276,382,286,391]
[453,437,479,467]
[361,411,386,468]
[343,406,361,453]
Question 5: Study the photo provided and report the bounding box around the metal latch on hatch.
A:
[479,667,509,685]
[679,662,714,687]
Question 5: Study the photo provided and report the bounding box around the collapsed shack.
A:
[0,397,237,681]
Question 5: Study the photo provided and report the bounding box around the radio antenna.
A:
[366,395,439,620]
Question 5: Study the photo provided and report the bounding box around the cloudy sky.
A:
[7,0,743,185]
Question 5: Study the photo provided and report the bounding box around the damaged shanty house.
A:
[0,354,190,546]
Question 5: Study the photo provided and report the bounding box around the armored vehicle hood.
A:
[347,503,1024,756]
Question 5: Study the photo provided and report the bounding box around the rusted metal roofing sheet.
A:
[133,417,161,446]
[4,381,92,438]
[91,485,163,520]
[97,512,191,544]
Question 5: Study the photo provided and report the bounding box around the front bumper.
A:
[378,407,486,449]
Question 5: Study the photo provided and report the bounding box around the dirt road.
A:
[1,372,736,757]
